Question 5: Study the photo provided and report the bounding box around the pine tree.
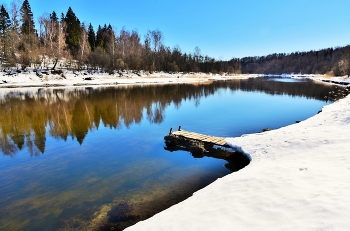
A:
[87,23,95,51]
[19,0,39,68]
[0,5,11,59]
[50,11,58,22]
[64,7,81,58]
[96,24,115,53]
[50,11,59,34]
[0,5,11,36]
[96,24,104,49]
[20,0,35,40]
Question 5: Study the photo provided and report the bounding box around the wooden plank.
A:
[171,129,226,146]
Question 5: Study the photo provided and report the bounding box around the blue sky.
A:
[1,0,350,60]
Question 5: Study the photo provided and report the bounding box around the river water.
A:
[0,77,343,230]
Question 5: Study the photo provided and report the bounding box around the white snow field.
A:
[0,70,248,88]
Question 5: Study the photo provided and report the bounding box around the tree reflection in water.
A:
[0,78,344,157]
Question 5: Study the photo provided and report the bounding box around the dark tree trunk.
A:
[52,58,58,70]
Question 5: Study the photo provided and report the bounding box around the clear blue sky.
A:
[2,0,350,60]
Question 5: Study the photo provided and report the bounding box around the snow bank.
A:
[0,71,252,88]
[126,90,350,230]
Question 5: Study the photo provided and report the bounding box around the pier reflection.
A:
[164,143,250,172]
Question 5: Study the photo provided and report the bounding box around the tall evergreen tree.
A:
[19,0,39,66]
[104,24,114,53]
[96,24,104,49]
[50,11,58,22]
[0,5,11,36]
[64,7,81,58]
[0,5,11,61]
[20,0,35,39]
[60,12,65,23]
[87,23,95,51]
[49,11,59,41]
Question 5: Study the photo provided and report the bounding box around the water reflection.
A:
[164,142,250,173]
[0,78,345,157]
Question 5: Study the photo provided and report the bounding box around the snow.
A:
[1,71,349,230]
[0,70,250,88]
[125,78,350,230]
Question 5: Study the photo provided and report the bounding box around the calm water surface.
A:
[0,77,343,230]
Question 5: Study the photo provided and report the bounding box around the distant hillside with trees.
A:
[0,0,349,76]
[238,46,350,76]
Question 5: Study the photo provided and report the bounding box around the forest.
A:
[0,0,350,76]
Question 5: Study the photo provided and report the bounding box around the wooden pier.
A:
[164,126,229,154]
[170,129,227,146]
[164,126,250,171]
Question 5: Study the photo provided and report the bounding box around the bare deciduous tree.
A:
[39,12,68,69]
[77,22,90,68]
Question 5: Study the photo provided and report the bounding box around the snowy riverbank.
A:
[126,82,350,230]
[1,70,349,89]
[0,70,253,88]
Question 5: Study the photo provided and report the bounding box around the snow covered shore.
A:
[1,69,348,89]
[126,84,350,230]
[0,70,250,88]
